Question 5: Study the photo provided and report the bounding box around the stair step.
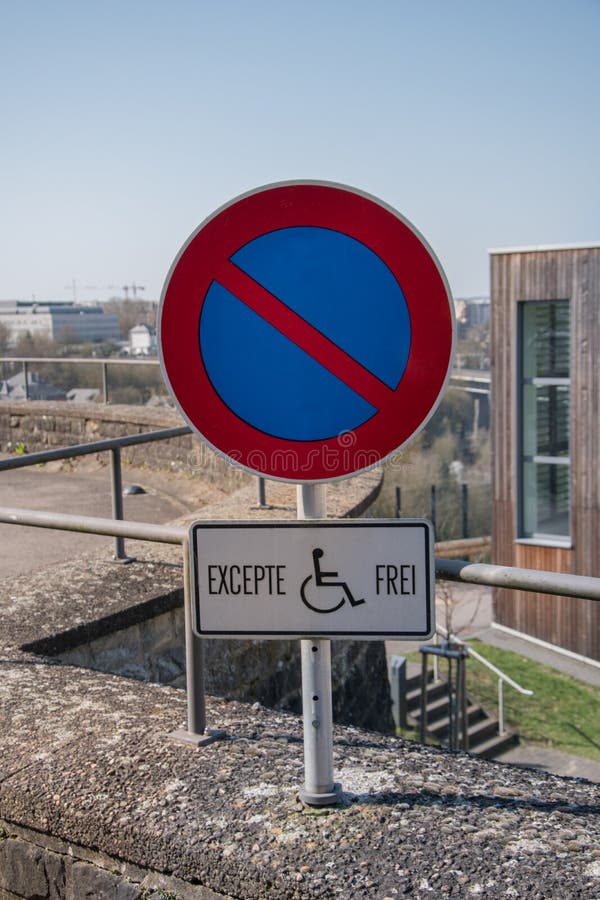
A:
[413,693,481,718]
[406,680,449,708]
[408,694,449,720]
[470,731,519,759]
[405,673,434,693]
[465,716,503,746]
[396,662,521,759]
[406,666,433,688]
[427,703,485,738]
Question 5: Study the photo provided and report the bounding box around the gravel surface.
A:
[1,672,599,899]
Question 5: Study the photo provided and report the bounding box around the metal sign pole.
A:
[170,538,225,747]
[297,484,342,806]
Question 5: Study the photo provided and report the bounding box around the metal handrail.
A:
[0,355,160,402]
[3,357,487,405]
[0,425,191,470]
[0,506,205,742]
[437,557,600,601]
[435,624,533,695]
[2,504,600,743]
[434,623,533,736]
[467,643,533,736]
[0,356,160,366]
[0,425,191,560]
[466,644,533,697]
[0,506,185,543]
[2,504,599,605]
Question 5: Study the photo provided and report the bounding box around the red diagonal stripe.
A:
[214,260,393,411]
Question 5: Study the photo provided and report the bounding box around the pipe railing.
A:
[3,356,491,406]
[433,624,533,735]
[0,425,191,561]
[0,355,161,403]
[2,504,599,744]
[467,643,533,735]
[437,557,600,602]
[0,506,209,741]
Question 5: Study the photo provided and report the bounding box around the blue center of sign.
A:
[199,226,411,441]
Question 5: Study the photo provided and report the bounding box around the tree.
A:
[0,322,11,355]
[12,332,58,358]
[102,298,157,339]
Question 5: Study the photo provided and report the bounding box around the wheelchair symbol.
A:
[300,548,365,614]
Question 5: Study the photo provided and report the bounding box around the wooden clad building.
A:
[490,243,600,662]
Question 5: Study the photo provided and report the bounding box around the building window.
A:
[518,300,570,541]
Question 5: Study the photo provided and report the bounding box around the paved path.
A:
[0,460,228,577]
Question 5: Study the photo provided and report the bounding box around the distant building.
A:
[454,296,490,330]
[128,323,157,356]
[490,242,600,663]
[0,370,66,401]
[66,388,100,403]
[0,300,120,346]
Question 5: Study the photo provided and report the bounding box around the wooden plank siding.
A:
[491,246,600,662]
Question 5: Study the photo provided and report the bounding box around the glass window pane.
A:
[522,461,570,537]
[519,299,570,539]
[522,384,570,457]
[521,300,570,379]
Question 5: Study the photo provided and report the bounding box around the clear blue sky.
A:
[1,0,598,303]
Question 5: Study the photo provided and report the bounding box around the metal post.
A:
[297,484,342,806]
[447,654,457,751]
[184,539,206,735]
[459,652,469,751]
[170,539,225,746]
[395,486,401,518]
[461,483,468,539]
[102,362,109,403]
[389,655,407,731]
[419,649,428,744]
[253,476,272,509]
[110,447,133,563]
[258,476,267,507]
[23,361,29,401]
[430,484,436,533]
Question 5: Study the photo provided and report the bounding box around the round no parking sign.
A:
[159,181,455,482]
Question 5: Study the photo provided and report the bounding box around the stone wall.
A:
[58,608,393,733]
[0,822,227,899]
[0,400,245,486]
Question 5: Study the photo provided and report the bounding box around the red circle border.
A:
[159,182,455,482]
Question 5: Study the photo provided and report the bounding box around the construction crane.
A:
[64,281,146,302]
[122,283,145,300]
[64,281,120,302]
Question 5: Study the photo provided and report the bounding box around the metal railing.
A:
[0,425,191,561]
[2,357,491,406]
[432,624,533,735]
[0,505,209,741]
[2,428,600,745]
[436,557,600,601]
[0,427,254,745]
[467,642,533,735]
[0,355,161,403]
[1,503,599,744]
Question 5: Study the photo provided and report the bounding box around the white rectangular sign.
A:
[189,519,435,640]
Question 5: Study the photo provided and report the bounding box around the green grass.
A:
[397,643,600,760]
[463,641,600,761]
